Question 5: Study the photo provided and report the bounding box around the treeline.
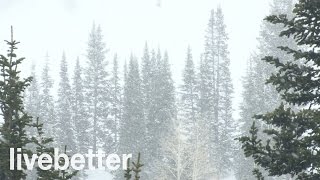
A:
[24,6,236,180]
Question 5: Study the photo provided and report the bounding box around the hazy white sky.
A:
[0,0,273,119]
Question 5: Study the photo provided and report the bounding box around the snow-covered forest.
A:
[2,0,320,179]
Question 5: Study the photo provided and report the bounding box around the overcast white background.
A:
[0,0,273,119]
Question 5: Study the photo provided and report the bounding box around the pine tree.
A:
[123,153,143,180]
[214,7,234,178]
[119,55,145,156]
[179,46,198,136]
[25,64,41,136]
[0,28,77,180]
[239,0,320,178]
[33,119,77,180]
[141,43,151,140]
[179,46,209,179]
[106,54,121,153]
[140,43,155,175]
[149,50,177,177]
[132,153,143,180]
[0,27,35,180]
[117,55,145,180]
[235,0,296,179]
[234,57,257,180]
[199,10,217,177]
[56,52,76,152]
[141,47,177,178]
[72,57,90,154]
[24,64,41,180]
[39,53,55,140]
[84,23,110,155]
[199,7,234,178]
[124,158,132,180]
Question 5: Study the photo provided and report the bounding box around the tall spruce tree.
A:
[180,46,198,135]
[33,119,77,180]
[0,27,35,180]
[239,0,320,179]
[25,64,41,136]
[235,0,296,179]
[0,27,76,180]
[199,9,217,178]
[56,52,76,152]
[140,43,155,175]
[138,47,177,179]
[199,7,234,178]
[118,55,145,180]
[24,64,41,180]
[72,57,90,154]
[39,53,56,140]
[151,50,177,177]
[214,7,234,178]
[84,24,110,155]
[234,56,258,180]
[119,55,145,155]
[179,46,210,179]
[106,54,121,153]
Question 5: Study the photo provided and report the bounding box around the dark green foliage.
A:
[132,153,143,180]
[34,119,77,180]
[0,27,76,180]
[253,168,265,180]
[235,1,296,179]
[124,158,132,180]
[123,153,143,180]
[239,0,320,179]
[0,27,34,180]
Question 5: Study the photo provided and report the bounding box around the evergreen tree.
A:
[199,9,217,177]
[140,48,178,179]
[39,53,55,140]
[119,55,145,156]
[239,0,320,178]
[84,23,110,155]
[117,55,145,180]
[214,7,234,178]
[132,153,143,180]
[0,27,34,180]
[25,64,41,120]
[141,43,151,141]
[199,7,234,178]
[123,153,143,180]
[179,46,198,135]
[106,54,121,153]
[33,119,77,180]
[235,0,296,179]
[25,64,41,136]
[140,43,155,175]
[25,64,41,180]
[56,52,76,152]
[179,46,209,179]
[234,57,257,180]
[72,57,90,154]
[149,50,177,178]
